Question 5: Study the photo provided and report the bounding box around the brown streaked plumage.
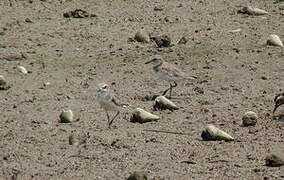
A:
[145,55,196,97]
[273,93,284,117]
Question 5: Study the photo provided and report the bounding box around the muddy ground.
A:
[0,0,284,179]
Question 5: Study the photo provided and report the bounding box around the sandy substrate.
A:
[1,0,284,179]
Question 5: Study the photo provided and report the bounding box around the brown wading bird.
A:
[96,83,128,128]
[273,93,284,117]
[145,55,197,97]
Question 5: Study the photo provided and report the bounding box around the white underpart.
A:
[154,70,184,82]
[96,86,119,112]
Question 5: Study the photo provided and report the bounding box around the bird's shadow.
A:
[143,94,191,101]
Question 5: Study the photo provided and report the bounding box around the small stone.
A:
[63,9,96,18]
[261,76,268,80]
[69,133,80,146]
[154,5,164,11]
[164,16,176,23]
[0,75,10,90]
[44,82,51,87]
[59,109,74,123]
[177,36,188,45]
[242,111,258,126]
[127,171,148,180]
[17,66,28,74]
[134,30,150,43]
[267,34,283,47]
[153,35,171,47]
[130,108,159,123]
[25,18,32,23]
[0,75,7,86]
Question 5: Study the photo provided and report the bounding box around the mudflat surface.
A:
[1,0,284,179]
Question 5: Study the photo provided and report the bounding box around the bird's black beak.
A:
[272,104,279,117]
[273,104,278,113]
[145,59,153,64]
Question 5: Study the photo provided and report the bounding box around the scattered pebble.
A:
[164,16,177,23]
[267,34,283,47]
[59,109,74,123]
[154,5,164,11]
[0,75,10,90]
[130,108,159,123]
[154,96,178,111]
[242,111,258,126]
[25,18,32,23]
[152,35,171,47]
[238,6,268,15]
[228,28,242,33]
[134,30,150,43]
[127,171,148,180]
[63,9,97,18]
[17,65,28,74]
[201,124,234,141]
[177,36,188,45]
[69,133,80,146]
[44,82,51,87]
[261,76,268,80]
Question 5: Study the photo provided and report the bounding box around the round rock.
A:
[127,171,148,180]
[134,30,150,43]
[59,109,74,123]
[0,75,10,90]
[153,35,171,47]
[242,111,258,126]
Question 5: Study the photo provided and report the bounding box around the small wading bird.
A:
[273,93,284,118]
[145,55,197,97]
[96,83,128,128]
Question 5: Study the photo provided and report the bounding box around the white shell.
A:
[267,34,283,47]
[0,75,7,86]
[243,6,268,15]
[131,108,159,123]
[17,65,28,74]
[154,96,178,110]
[228,28,242,33]
[202,124,234,141]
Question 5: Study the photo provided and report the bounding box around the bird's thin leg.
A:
[162,85,171,96]
[109,111,120,128]
[169,81,178,98]
[105,110,110,125]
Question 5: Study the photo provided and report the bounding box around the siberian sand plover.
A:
[145,55,197,97]
[273,93,284,117]
[96,83,128,128]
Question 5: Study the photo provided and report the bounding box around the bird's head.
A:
[273,93,284,114]
[97,83,109,94]
[145,55,163,66]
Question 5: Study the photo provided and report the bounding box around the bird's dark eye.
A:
[102,85,107,89]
